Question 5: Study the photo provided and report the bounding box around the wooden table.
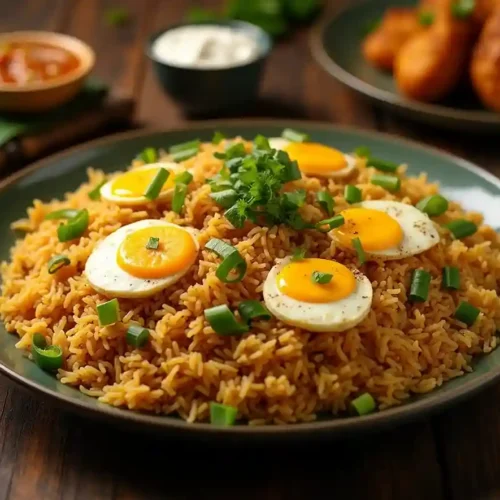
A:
[1,1,499,499]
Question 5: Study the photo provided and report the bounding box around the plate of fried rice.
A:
[0,120,498,439]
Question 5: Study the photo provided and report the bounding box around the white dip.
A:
[151,25,261,69]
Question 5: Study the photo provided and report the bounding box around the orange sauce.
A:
[0,41,80,85]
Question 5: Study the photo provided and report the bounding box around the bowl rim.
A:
[0,30,95,93]
[145,19,273,72]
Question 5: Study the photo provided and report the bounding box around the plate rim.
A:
[1,117,500,437]
[309,0,500,126]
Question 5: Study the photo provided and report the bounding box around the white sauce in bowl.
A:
[150,25,261,69]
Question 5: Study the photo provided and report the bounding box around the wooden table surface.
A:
[1,1,500,499]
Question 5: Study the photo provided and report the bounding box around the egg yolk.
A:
[284,142,347,175]
[117,225,197,279]
[277,258,356,304]
[334,208,404,251]
[110,167,175,198]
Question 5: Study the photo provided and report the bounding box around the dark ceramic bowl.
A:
[146,20,272,116]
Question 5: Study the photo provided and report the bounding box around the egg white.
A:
[263,256,373,333]
[267,137,357,179]
[84,219,199,299]
[100,163,189,206]
[333,200,440,260]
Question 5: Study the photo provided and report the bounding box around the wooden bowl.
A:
[0,31,95,113]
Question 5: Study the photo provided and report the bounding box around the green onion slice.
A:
[97,298,119,326]
[419,11,435,25]
[48,255,70,274]
[281,128,309,143]
[416,194,448,216]
[350,393,376,416]
[31,333,63,372]
[210,189,238,208]
[451,0,475,19]
[205,304,249,336]
[172,183,188,214]
[138,147,157,164]
[311,271,333,284]
[316,215,345,232]
[354,146,371,158]
[126,324,150,348]
[370,174,401,192]
[144,167,169,200]
[238,300,271,323]
[210,402,237,425]
[444,219,477,239]
[171,148,199,163]
[442,266,460,290]
[344,185,362,204]
[367,157,399,173]
[352,237,366,265]
[205,238,247,283]
[146,237,159,250]
[292,247,307,261]
[88,180,107,201]
[212,131,225,145]
[454,301,480,326]
[45,208,80,220]
[409,269,431,302]
[175,171,193,185]
[316,191,334,215]
[57,209,89,242]
[169,139,201,154]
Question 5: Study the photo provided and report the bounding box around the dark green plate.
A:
[310,0,500,132]
[0,120,499,441]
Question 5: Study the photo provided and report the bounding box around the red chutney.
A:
[0,41,80,85]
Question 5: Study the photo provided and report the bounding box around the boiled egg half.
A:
[85,219,199,298]
[100,163,187,206]
[263,256,373,332]
[267,138,357,179]
[332,200,439,260]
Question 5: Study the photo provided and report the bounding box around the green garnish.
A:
[104,6,130,26]
[367,157,399,173]
[344,185,362,204]
[316,191,334,215]
[210,189,238,208]
[212,131,225,145]
[45,208,80,220]
[238,300,271,323]
[292,247,307,261]
[311,271,333,284]
[126,324,150,348]
[171,148,199,163]
[214,142,246,161]
[205,238,247,283]
[409,269,431,302]
[442,266,460,290]
[175,171,193,185]
[350,393,376,416]
[97,298,119,326]
[281,128,309,143]
[47,255,70,274]
[210,402,238,425]
[316,215,345,232]
[205,304,249,336]
[31,333,63,372]
[146,237,159,250]
[451,0,475,19]
[419,11,435,25]
[254,134,271,151]
[352,237,366,265]
[454,301,480,326]
[370,174,401,192]
[88,180,107,201]
[416,194,448,216]
[57,209,89,242]
[144,168,169,200]
[172,184,188,213]
[444,219,477,239]
[354,146,371,158]
[138,147,158,164]
[169,139,201,155]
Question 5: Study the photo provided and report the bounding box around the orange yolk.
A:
[117,225,197,279]
[110,167,175,198]
[334,208,404,252]
[277,258,356,304]
[284,142,347,175]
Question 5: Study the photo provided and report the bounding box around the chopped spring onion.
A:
[354,146,371,158]
[352,237,366,265]
[126,324,150,348]
[350,392,376,416]
[254,134,271,150]
[146,237,159,250]
[409,269,431,302]
[169,139,201,155]
[214,142,246,160]
[57,209,89,242]
[175,171,193,185]
[316,215,345,232]
[171,148,199,163]
[210,402,238,425]
[367,157,399,173]
[451,0,475,19]
[31,333,63,372]
[442,266,460,290]
[370,174,401,192]
[45,208,80,220]
[144,167,169,200]
[281,128,309,143]
[454,301,480,326]
[88,180,107,201]
[172,183,188,213]
[419,11,435,25]
[311,271,333,284]
[344,185,362,204]
[212,131,225,145]
[292,247,307,261]
[416,194,448,216]
[316,191,334,215]
[138,147,157,164]
[205,304,249,336]
[97,298,119,326]
[47,255,70,274]
[205,238,247,283]
[210,189,238,208]
[444,219,477,239]
[238,300,271,323]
